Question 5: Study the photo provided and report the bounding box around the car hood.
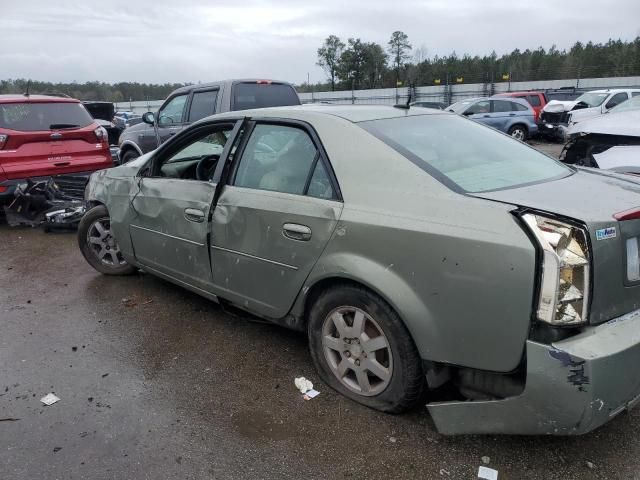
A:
[567,109,640,138]
[543,100,578,113]
[568,106,601,123]
[474,167,640,324]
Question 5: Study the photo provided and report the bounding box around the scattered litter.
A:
[478,466,498,480]
[0,418,20,422]
[101,373,109,378]
[87,397,94,402]
[586,461,595,469]
[389,436,397,443]
[53,447,62,453]
[72,346,78,352]
[482,456,491,465]
[294,377,313,394]
[40,393,60,406]
[303,389,320,400]
[439,469,450,476]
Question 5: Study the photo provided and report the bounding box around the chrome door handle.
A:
[184,208,205,223]
[283,223,311,241]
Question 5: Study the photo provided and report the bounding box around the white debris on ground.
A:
[294,377,313,394]
[40,393,60,406]
[482,456,491,464]
[478,465,499,480]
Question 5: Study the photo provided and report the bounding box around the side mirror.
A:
[142,112,155,125]
[463,111,474,116]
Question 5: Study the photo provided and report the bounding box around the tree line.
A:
[0,80,186,103]
[307,33,640,92]
[2,35,639,100]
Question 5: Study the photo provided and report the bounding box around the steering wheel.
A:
[196,154,220,181]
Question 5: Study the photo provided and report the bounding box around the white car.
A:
[539,89,640,140]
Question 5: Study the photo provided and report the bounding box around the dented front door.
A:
[129,178,217,291]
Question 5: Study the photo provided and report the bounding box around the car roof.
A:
[0,94,80,104]
[494,91,544,96]
[170,79,295,96]
[212,104,448,123]
[584,89,640,94]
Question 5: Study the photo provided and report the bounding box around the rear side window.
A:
[526,95,541,107]
[232,83,300,111]
[0,102,93,131]
[512,102,529,111]
[189,90,218,122]
[492,100,513,113]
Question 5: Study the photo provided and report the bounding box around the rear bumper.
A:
[0,171,93,203]
[428,308,640,435]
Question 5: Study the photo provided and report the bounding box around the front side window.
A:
[157,126,232,180]
[158,94,188,126]
[0,102,93,131]
[234,124,319,196]
[189,90,218,122]
[605,92,629,109]
[360,115,572,193]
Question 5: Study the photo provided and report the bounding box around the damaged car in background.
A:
[539,88,640,141]
[562,95,640,173]
[78,104,640,435]
[0,94,112,228]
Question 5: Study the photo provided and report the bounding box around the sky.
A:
[2,0,639,85]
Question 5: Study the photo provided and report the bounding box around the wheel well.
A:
[86,200,105,209]
[302,277,392,327]
[510,123,528,132]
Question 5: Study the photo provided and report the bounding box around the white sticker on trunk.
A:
[596,227,617,241]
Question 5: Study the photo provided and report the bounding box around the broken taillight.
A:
[94,127,108,145]
[614,207,640,221]
[0,134,7,149]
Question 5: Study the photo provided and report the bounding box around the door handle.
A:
[54,162,70,167]
[482,114,491,118]
[283,223,312,241]
[184,208,205,223]
[509,113,516,116]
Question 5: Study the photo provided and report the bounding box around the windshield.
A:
[232,82,300,111]
[0,102,94,131]
[359,115,572,193]
[446,100,475,114]
[574,92,609,107]
[611,95,640,113]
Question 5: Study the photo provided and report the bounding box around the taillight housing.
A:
[94,126,108,144]
[0,134,7,149]
[614,207,640,221]
[522,213,591,326]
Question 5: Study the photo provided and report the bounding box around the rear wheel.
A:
[78,205,136,275]
[308,284,425,413]
[508,124,528,141]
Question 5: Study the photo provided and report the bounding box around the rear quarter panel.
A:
[293,115,537,372]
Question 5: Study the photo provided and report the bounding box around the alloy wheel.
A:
[86,217,126,267]
[321,306,393,396]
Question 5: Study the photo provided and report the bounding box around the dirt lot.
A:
[3,141,640,480]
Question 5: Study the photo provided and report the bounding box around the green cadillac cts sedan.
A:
[78,105,640,435]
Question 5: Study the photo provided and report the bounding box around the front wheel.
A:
[508,124,528,141]
[308,284,425,413]
[78,205,136,275]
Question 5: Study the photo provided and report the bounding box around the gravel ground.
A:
[3,142,639,480]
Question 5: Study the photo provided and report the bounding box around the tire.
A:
[508,124,528,141]
[77,205,136,275]
[120,148,139,164]
[307,284,425,413]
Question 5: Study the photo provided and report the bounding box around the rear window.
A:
[359,115,572,193]
[0,102,94,131]
[232,83,300,111]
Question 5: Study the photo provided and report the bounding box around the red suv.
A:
[0,94,112,202]
[492,91,548,123]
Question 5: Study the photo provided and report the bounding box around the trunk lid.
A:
[475,168,640,324]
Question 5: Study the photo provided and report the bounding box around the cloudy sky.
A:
[2,0,639,85]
